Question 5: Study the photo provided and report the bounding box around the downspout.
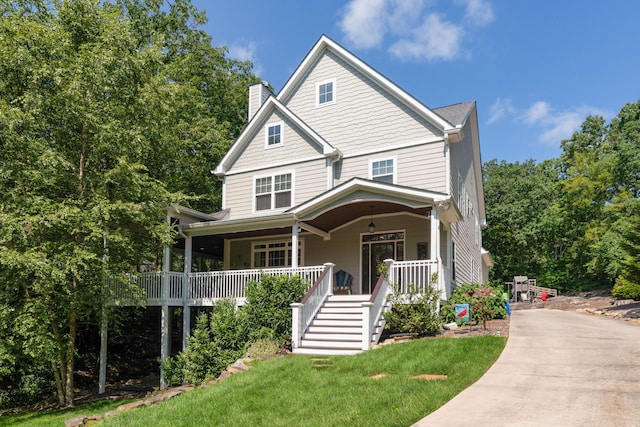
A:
[444,133,451,195]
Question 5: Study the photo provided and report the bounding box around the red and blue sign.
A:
[455,304,470,323]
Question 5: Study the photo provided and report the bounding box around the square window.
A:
[317,80,335,106]
[254,173,292,211]
[266,122,283,147]
[371,159,394,183]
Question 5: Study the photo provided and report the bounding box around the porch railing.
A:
[291,263,335,350]
[107,265,326,306]
[390,260,440,294]
[107,272,183,305]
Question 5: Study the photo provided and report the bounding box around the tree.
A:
[613,213,640,300]
[0,0,257,406]
[482,100,640,293]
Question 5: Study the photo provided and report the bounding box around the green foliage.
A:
[0,362,54,409]
[483,99,640,293]
[246,338,281,359]
[441,284,507,326]
[0,0,257,406]
[162,275,305,386]
[612,277,640,300]
[243,274,308,342]
[612,213,640,300]
[162,299,247,386]
[383,275,442,336]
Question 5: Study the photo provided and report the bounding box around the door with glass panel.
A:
[361,232,404,294]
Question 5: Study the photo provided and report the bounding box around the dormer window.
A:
[266,122,283,148]
[317,79,336,106]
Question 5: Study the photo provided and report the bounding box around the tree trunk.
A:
[65,297,77,406]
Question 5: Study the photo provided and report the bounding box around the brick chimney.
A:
[248,81,271,121]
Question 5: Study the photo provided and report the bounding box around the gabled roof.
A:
[213,96,341,177]
[277,35,462,140]
[433,101,475,128]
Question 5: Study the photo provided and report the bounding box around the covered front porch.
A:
[100,179,461,391]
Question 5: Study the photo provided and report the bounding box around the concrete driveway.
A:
[413,309,640,426]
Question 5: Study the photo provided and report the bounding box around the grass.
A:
[100,336,506,427]
[0,397,135,427]
[1,336,505,426]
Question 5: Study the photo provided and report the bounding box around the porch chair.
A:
[334,269,353,295]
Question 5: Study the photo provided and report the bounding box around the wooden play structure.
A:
[505,276,558,302]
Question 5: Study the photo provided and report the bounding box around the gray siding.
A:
[224,158,327,219]
[283,50,442,156]
[230,109,325,172]
[336,142,447,192]
[449,113,483,285]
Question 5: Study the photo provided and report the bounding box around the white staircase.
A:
[293,295,385,355]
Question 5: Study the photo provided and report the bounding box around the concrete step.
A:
[328,295,370,302]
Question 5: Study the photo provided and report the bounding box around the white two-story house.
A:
[102,34,492,390]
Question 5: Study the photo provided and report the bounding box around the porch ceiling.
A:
[301,201,431,233]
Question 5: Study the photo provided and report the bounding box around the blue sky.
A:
[192,0,639,163]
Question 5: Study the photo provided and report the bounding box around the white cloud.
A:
[460,0,495,27]
[228,41,263,76]
[338,0,494,62]
[538,107,609,145]
[389,13,463,61]
[488,98,610,146]
[338,0,388,49]
[487,98,514,125]
[523,101,551,124]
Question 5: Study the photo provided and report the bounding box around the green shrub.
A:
[612,276,640,300]
[162,275,308,386]
[246,338,281,359]
[441,283,507,327]
[243,274,307,342]
[383,274,442,336]
[162,299,246,386]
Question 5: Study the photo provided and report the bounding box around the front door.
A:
[361,232,404,294]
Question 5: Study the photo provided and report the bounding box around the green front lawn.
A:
[2,336,505,427]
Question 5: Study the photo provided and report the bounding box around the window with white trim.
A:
[371,158,395,183]
[251,239,303,268]
[254,172,292,211]
[266,122,282,147]
[317,79,335,106]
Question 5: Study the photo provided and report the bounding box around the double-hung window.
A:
[255,172,292,211]
[266,122,283,147]
[317,79,335,106]
[371,158,395,184]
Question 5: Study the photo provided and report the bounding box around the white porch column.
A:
[98,308,107,394]
[160,217,171,390]
[291,222,299,268]
[430,208,440,262]
[182,235,192,350]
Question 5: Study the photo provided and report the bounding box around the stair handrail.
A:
[291,262,335,350]
[362,259,392,350]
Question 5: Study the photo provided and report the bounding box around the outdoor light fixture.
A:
[368,206,376,233]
